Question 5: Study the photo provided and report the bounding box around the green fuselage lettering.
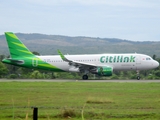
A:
[124,57,129,62]
[106,56,108,63]
[130,56,136,62]
[120,56,123,62]
[117,56,120,62]
[100,56,105,63]
[100,55,135,63]
[113,56,116,62]
[109,56,113,63]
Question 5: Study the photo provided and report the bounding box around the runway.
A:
[0,79,160,82]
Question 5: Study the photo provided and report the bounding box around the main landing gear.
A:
[137,76,140,80]
[82,75,88,80]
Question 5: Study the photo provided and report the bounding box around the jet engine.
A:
[91,67,113,76]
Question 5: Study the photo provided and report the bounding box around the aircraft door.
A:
[136,55,141,70]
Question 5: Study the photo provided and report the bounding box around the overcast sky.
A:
[0,0,160,41]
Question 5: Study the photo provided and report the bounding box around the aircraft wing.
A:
[57,50,98,71]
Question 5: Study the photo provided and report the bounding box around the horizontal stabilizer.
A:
[2,58,24,65]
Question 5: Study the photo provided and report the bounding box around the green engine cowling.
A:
[97,67,113,76]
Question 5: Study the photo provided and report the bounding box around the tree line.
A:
[0,54,160,80]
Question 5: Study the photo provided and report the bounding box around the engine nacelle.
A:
[91,67,113,76]
[69,67,80,72]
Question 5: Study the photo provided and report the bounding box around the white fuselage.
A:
[37,53,159,72]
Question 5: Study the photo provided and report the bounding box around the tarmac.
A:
[0,79,160,82]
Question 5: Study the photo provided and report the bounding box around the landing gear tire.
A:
[137,76,140,80]
[82,75,88,80]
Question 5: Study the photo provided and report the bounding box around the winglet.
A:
[57,49,70,62]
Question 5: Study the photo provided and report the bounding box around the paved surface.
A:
[0,79,160,82]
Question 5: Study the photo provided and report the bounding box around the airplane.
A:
[2,32,159,80]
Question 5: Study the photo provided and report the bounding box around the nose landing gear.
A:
[136,70,140,80]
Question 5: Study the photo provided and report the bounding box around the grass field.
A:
[0,81,160,120]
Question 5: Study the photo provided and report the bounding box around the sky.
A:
[0,0,160,41]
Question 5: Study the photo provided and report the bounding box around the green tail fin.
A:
[5,32,34,58]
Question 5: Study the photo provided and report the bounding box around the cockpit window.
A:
[146,58,151,60]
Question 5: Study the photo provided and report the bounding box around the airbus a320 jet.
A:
[2,32,159,80]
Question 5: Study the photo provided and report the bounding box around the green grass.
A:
[0,81,160,120]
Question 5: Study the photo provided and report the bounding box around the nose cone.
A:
[153,60,159,68]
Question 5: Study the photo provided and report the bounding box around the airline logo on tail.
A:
[5,32,35,58]
[2,32,63,72]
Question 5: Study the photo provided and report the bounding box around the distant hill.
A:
[0,33,160,57]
